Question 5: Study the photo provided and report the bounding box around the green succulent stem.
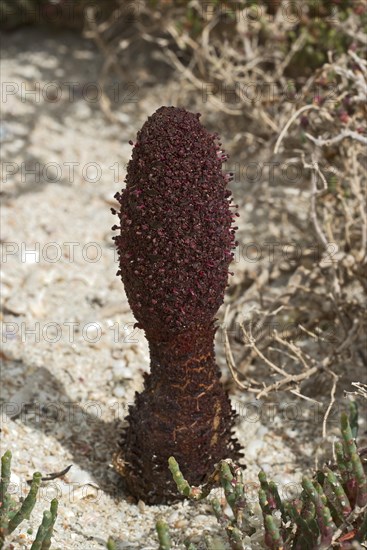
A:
[0,450,12,539]
[269,481,286,522]
[302,478,336,547]
[341,412,358,459]
[220,461,237,511]
[39,498,58,550]
[348,400,359,439]
[324,466,352,519]
[335,441,352,481]
[8,471,42,534]
[168,456,222,501]
[351,452,367,507]
[184,540,198,550]
[225,525,244,550]
[30,510,53,550]
[212,497,227,528]
[203,535,227,550]
[0,452,58,550]
[356,508,367,542]
[168,457,199,499]
[264,514,283,549]
[167,402,366,549]
[156,518,171,550]
[259,488,272,517]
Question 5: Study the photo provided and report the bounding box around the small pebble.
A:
[66,465,96,486]
[174,518,187,528]
[113,386,126,398]
[167,510,179,523]
[245,439,264,459]
[256,425,268,437]
[112,360,133,380]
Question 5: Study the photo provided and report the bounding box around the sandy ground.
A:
[1,28,364,550]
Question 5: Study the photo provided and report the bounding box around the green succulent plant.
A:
[157,401,366,549]
[0,451,58,550]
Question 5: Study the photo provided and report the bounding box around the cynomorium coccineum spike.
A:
[112,106,243,504]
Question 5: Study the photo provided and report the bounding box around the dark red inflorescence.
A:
[113,106,239,341]
[112,106,242,504]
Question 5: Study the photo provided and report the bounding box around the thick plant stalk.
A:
[113,106,242,503]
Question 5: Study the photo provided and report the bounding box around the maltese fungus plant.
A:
[112,106,242,504]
